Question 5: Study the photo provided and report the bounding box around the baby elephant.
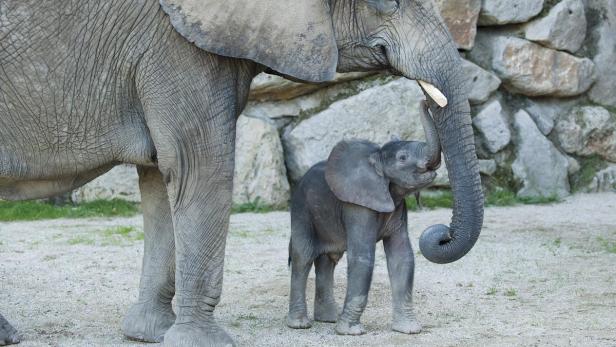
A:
[287,101,441,335]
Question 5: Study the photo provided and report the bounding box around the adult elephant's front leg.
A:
[142,86,239,346]
[155,124,236,347]
[123,166,176,342]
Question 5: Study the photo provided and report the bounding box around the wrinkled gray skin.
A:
[287,101,440,335]
[0,0,483,345]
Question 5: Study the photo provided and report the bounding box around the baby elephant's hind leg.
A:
[314,254,338,323]
[0,314,20,346]
[287,256,313,329]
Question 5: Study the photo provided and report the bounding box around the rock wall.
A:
[77,0,616,205]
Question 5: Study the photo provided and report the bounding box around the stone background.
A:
[75,0,616,206]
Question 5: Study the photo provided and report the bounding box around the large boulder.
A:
[469,34,596,97]
[243,75,394,123]
[283,78,425,181]
[233,115,290,207]
[427,159,496,188]
[432,163,450,188]
[73,165,140,203]
[524,98,577,136]
[434,0,481,50]
[472,99,511,153]
[462,59,501,105]
[586,164,616,193]
[554,106,616,162]
[479,159,497,176]
[478,0,544,26]
[248,72,375,102]
[512,110,570,198]
[524,0,586,53]
[587,0,616,108]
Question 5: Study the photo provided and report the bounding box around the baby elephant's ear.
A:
[325,141,395,213]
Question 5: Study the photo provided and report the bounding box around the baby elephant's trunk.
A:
[419,100,441,170]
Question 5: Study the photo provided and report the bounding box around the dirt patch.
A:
[1,193,615,346]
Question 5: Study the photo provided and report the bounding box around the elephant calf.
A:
[287,101,441,335]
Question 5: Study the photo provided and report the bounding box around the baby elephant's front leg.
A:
[383,229,422,334]
[336,206,379,335]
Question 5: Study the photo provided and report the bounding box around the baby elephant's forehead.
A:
[381,141,423,156]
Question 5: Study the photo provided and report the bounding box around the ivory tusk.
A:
[418,80,448,108]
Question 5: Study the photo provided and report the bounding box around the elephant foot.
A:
[314,301,337,323]
[122,301,176,342]
[335,320,365,335]
[0,314,20,346]
[286,312,312,329]
[163,323,234,347]
[392,315,422,334]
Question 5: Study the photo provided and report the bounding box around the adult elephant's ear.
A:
[159,0,338,82]
[325,141,395,213]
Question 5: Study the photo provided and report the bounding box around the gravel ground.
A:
[1,193,615,347]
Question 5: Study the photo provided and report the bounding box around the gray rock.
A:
[472,100,511,153]
[244,75,395,123]
[524,0,586,53]
[430,156,498,185]
[524,98,576,135]
[434,0,482,50]
[462,59,501,104]
[587,0,616,108]
[493,148,514,169]
[586,164,616,192]
[479,159,498,176]
[432,162,450,188]
[479,0,544,25]
[512,110,570,198]
[566,155,581,175]
[469,33,596,97]
[73,165,140,203]
[554,106,616,162]
[248,72,375,102]
[283,78,426,181]
[233,115,290,207]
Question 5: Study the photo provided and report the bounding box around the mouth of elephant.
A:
[398,171,437,191]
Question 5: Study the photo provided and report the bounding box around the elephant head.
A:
[324,100,440,212]
[160,0,483,264]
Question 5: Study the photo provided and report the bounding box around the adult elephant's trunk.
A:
[418,86,484,264]
[387,23,484,264]
[418,100,441,170]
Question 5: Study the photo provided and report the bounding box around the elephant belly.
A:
[0,0,159,186]
[0,164,114,200]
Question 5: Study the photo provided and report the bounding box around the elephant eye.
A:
[397,153,408,162]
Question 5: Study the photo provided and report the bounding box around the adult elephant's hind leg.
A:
[0,313,20,346]
[123,166,176,342]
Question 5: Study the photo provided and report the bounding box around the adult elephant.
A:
[0,0,483,345]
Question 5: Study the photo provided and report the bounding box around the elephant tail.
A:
[288,238,292,267]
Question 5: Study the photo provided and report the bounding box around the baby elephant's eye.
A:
[397,153,408,162]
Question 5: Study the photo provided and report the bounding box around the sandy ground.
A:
[1,193,615,347]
